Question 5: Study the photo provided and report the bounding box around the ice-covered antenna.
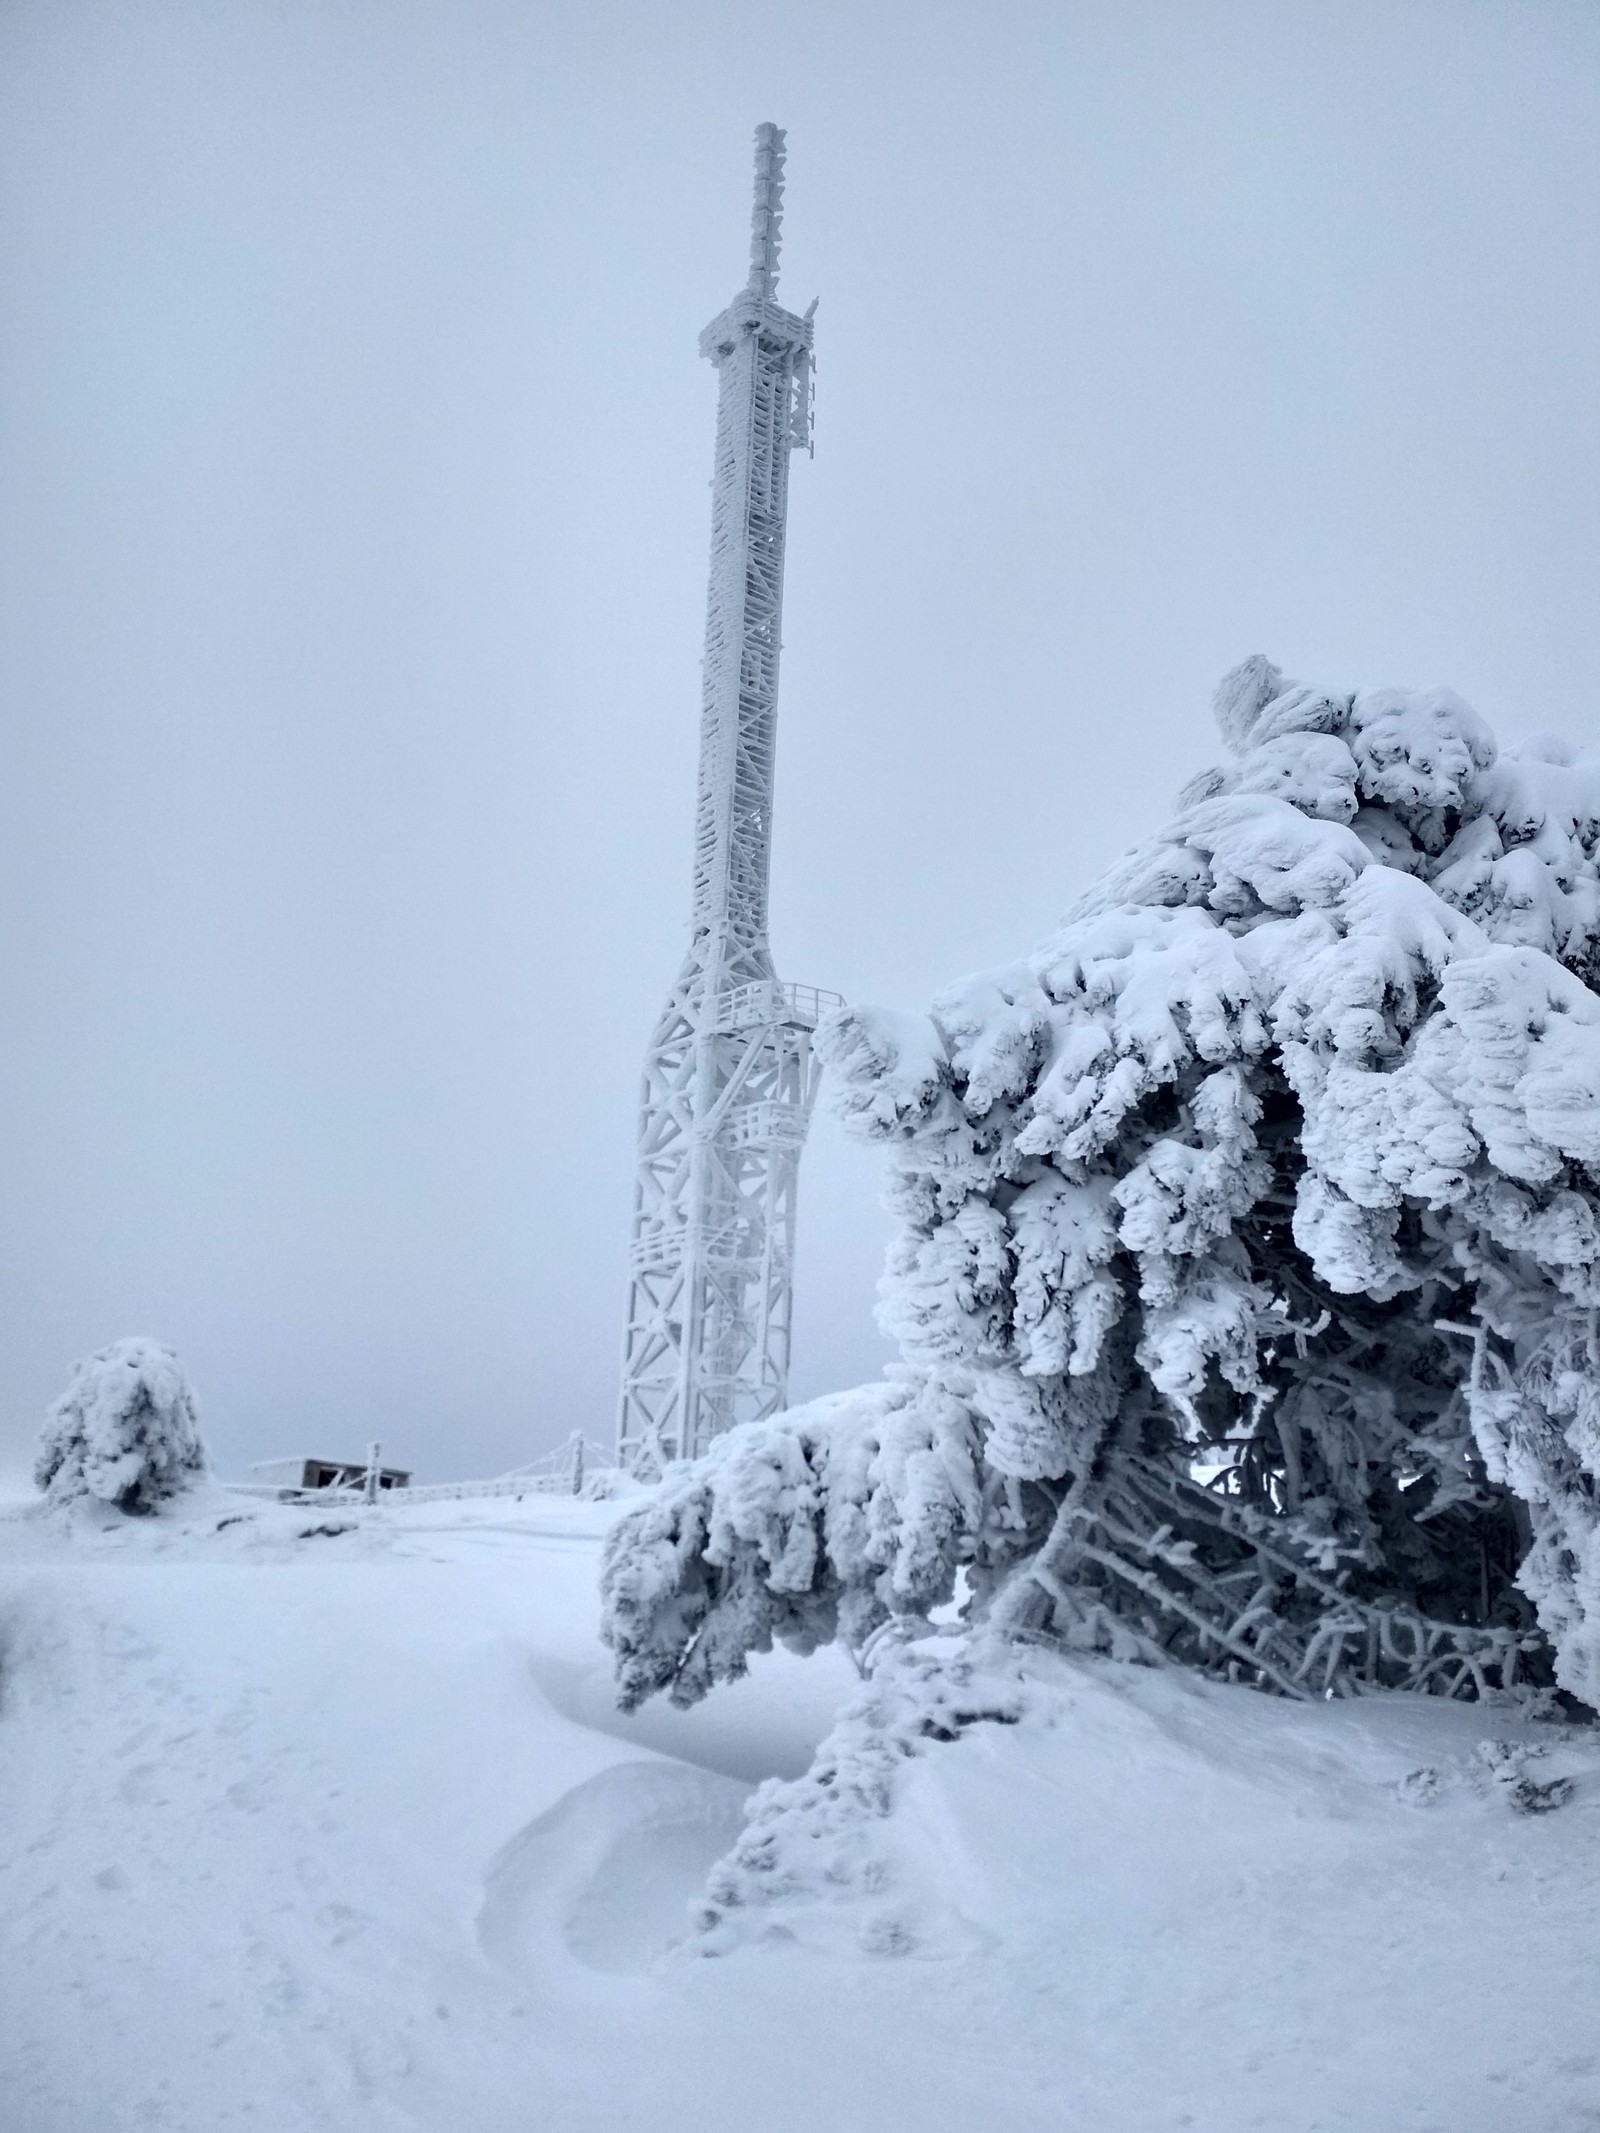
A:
[618,122,834,1472]
[747,121,785,300]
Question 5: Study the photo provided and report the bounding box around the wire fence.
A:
[228,1432,622,1508]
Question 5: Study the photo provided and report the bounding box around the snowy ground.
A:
[3,1487,1599,2133]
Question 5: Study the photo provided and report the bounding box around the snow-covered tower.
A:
[617,125,839,1474]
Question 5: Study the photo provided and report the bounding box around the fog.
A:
[1,0,1596,1482]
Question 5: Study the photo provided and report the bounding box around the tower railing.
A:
[714,979,845,1034]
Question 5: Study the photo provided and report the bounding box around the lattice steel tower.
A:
[617,124,839,1474]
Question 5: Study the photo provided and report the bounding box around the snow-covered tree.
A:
[36,1338,207,1513]
[604,659,1600,1714]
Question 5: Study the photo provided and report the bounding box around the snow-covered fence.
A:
[403,1433,619,1502]
[232,1432,620,1507]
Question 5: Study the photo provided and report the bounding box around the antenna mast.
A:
[616,126,837,1474]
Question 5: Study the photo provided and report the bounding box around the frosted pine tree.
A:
[36,1338,207,1513]
[603,658,1600,1722]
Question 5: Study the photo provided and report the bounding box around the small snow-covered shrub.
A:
[604,659,1600,1714]
[36,1339,206,1513]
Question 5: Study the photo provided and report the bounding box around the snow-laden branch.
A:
[605,658,1600,1711]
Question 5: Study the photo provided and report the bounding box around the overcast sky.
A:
[1,0,1597,1483]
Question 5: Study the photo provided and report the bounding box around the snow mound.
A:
[698,1629,1600,2010]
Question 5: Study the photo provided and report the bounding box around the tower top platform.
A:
[697,290,814,365]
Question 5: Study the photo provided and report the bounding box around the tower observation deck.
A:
[617,125,840,1474]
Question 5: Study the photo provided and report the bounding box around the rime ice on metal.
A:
[617,125,839,1474]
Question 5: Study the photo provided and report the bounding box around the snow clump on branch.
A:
[603,658,1600,1717]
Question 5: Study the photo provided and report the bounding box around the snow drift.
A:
[6,1491,1598,2130]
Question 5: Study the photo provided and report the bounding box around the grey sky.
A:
[2,0,1597,1483]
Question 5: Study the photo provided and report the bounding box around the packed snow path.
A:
[2,1490,1598,2132]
